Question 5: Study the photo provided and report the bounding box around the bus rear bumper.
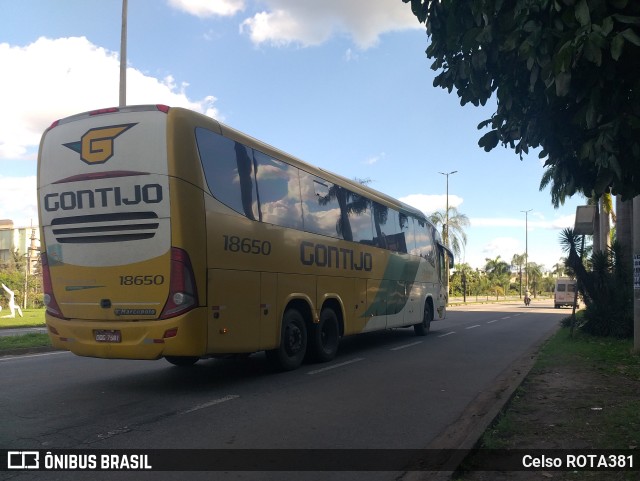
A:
[45,308,208,360]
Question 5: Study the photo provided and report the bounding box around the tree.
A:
[561,228,632,337]
[616,195,633,263]
[511,253,526,296]
[527,262,544,296]
[552,261,566,278]
[429,206,470,259]
[404,0,640,346]
[484,255,510,278]
[451,262,477,299]
[403,0,640,201]
[484,255,511,298]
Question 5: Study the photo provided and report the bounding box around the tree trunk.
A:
[633,196,640,353]
[593,200,601,254]
[617,196,633,266]
[600,197,611,252]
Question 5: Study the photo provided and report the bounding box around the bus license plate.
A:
[94,330,121,343]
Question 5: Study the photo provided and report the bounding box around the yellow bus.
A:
[38,105,453,370]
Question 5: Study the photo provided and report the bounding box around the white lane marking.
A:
[0,350,69,362]
[307,358,365,375]
[501,316,511,320]
[437,331,455,338]
[487,320,499,324]
[180,395,240,415]
[465,325,481,330]
[390,341,423,351]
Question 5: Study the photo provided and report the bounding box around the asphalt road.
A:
[0,300,567,481]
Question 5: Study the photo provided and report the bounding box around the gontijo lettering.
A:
[300,241,372,271]
[44,184,163,212]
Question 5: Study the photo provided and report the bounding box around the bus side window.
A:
[438,246,446,282]
[373,203,405,251]
[195,128,258,220]
[415,218,435,266]
[406,216,418,256]
[300,171,341,238]
[345,191,374,245]
[253,150,303,230]
[397,213,410,254]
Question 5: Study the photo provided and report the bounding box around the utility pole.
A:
[521,209,532,291]
[119,0,128,107]
[439,171,457,248]
[439,171,457,294]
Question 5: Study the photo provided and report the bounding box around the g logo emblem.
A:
[64,123,136,165]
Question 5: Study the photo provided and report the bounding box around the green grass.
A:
[0,308,46,329]
[479,326,640,449]
[0,309,49,352]
[534,325,640,380]
[0,332,51,350]
[457,326,640,480]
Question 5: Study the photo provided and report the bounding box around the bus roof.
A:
[186,109,430,222]
[46,104,432,224]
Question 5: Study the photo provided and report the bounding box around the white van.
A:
[554,277,577,308]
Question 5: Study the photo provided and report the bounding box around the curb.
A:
[402,324,560,481]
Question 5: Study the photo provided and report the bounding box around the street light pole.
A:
[521,209,532,291]
[439,170,458,248]
[119,0,128,107]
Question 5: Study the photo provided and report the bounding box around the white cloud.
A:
[400,193,464,215]
[0,176,37,227]
[0,36,220,162]
[168,0,245,17]
[0,36,221,226]
[481,237,522,260]
[471,214,575,230]
[471,217,523,228]
[363,152,385,166]
[240,0,420,49]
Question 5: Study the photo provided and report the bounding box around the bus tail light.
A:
[41,253,64,319]
[160,248,198,319]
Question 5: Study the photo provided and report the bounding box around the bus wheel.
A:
[267,308,308,371]
[165,356,199,367]
[414,301,433,336]
[308,307,340,363]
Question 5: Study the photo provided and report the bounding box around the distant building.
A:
[0,219,40,274]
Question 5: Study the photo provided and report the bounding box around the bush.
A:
[560,230,633,338]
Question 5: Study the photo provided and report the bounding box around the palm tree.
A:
[485,256,510,277]
[527,262,544,297]
[511,253,526,297]
[552,261,565,278]
[485,256,511,299]
[429,206,470,259]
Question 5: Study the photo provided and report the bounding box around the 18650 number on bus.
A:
[222,235,272,255]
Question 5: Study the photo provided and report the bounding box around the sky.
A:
[0,0,586,271]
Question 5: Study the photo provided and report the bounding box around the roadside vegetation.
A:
[0,308,46,329]
[0,309,48,353]
[0,332,51,351]
[457,322,640,480]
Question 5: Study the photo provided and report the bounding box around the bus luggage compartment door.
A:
[207,269,260,353]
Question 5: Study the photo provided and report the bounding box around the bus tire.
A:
[308,307,340,363]
[414,300,433,336]
[267,308,308,371]
[165,356,199,367]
